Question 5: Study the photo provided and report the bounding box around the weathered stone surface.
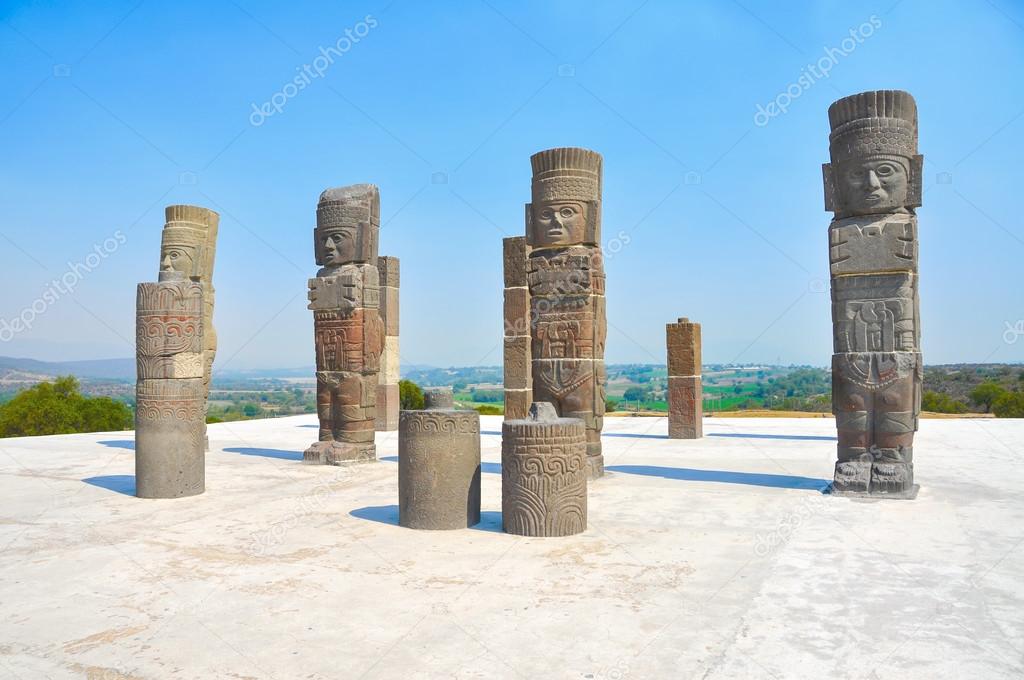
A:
[825,90,922,498]
[502,402,587,536]
[159,205,219,449]
[375,382,399,431]
[502,147,606,478]
[398,388,481,530]
[503,288,530,337]
[503,389,531,420]
[503,336,530,390]
[668,376,703,439]
[306,185,384,464]
[667,317,701,377]
[135,276,206,498]
[503,237,529,288]
[667,318,702,440]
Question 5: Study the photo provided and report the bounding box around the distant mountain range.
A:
[0,355,136,382]
[0,356,443,384]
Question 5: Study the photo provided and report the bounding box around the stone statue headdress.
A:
[314,183,380,266]
[160,205,219,283]
[527,147,602,245]
[823,90,923,214]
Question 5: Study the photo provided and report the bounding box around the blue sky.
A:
[1,0,1022,370]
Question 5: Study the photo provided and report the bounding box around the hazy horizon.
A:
[2,1,1022,371]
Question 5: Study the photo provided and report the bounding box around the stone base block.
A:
[303,440,376,465]
[831,461,919,499]
[587,453,604,480]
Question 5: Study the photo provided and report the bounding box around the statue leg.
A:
[833,374,872,493]
[871,372,916,495]
[316,377,333,442]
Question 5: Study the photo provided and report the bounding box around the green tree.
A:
[992,390,1024,418]
[400,379,425,410]
[605,398,619,412]
[921,390,968,414]
[0,376,132,437]
[969,382,1007,413]
[623,387,646,402]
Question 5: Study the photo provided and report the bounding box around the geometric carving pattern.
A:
[502,403,587,537]
[399,389,481,530]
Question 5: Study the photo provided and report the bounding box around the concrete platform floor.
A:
[1,415,1022,679]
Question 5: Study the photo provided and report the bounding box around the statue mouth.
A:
[546,227,565,237]
[863,192,885,203]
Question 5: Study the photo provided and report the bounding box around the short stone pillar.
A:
[375,256,400,431]
[398,388,481,529]
[667,317,702,439]
[135,273,206,498]
[502,402,587,537]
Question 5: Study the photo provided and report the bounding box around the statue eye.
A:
[852,169,865,177]
[876,164,894,176]
[559,207,575,218]
[541,209,553,219]
[170,251,179,259]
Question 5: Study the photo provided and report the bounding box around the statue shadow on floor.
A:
[82,475,136,496]
[223,447,303,461]
[98,440,135,450]
[350,505,503,533]
[707,433,836,442]
[602,432,669,440]
[605,465,830,492]
[379,455,501,475]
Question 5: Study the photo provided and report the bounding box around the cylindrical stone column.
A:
[135,275,206,498]
[502,402,587,537]
[398,388,481,529]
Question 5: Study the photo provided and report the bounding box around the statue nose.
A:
[866,170,881,189]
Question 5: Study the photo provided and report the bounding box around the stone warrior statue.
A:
[158,205,219,448]
[823,90,923,498]
[305,184,385,465]
[503,147,607,479]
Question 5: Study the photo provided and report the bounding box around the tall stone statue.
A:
[305,184,385,465]
[823,90,923,498]
[503,147,607,479]
[667,317,702,439]
[376,256,400,431]
[135,272,205,498]
[158,205,219,448]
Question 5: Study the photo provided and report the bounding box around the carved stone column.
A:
[135,274,205,498]
[667,318,703,439]
[502,402,587,537]
[823,90,923,498]
[304,184,384,465]
[398,388,481,529]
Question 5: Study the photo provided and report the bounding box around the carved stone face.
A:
[838,157,909,215]
[531,200,587,247]
[322,228,357,265]
[160,245,198,277]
